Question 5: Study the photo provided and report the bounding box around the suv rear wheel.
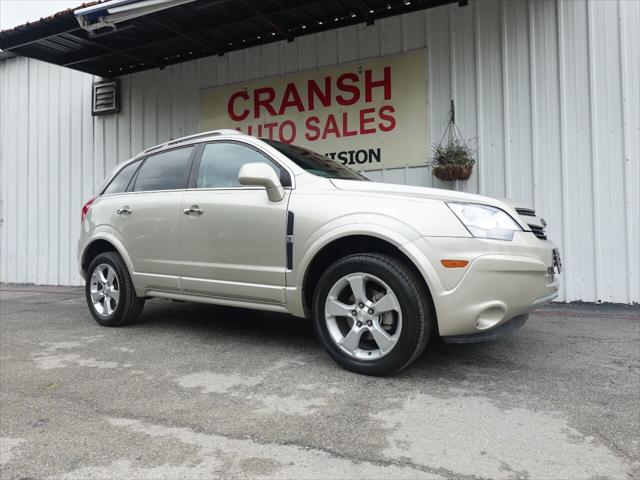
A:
[85,251,145,327]
[312,253,433,376]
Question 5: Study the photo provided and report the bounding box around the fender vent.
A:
[286,212,294,270]
[92,80,120,116]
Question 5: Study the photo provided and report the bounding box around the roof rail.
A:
[142,129,245,154]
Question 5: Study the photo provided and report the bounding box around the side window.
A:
[103,160,142,195]
[196,142,287,189]
[133,147,193,192]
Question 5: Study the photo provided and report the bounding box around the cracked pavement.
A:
[1,286,638,479]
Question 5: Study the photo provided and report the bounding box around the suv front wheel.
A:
[312,253,433,376]
[85,251,145,327]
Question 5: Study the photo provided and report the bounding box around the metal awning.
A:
[0,0,462,78]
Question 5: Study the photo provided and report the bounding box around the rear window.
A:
[133,147,194,192]
[103,160,142,195]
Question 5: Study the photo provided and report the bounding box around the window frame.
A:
[128,144,198,194]
[188,140,293,191]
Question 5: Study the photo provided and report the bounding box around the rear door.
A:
[113,146,195,291]
[179,141,291,303]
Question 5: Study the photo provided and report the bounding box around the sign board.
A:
[200,51,427,170]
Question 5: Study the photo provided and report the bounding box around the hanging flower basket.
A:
[431,101,476,182]
[432,163,473,181]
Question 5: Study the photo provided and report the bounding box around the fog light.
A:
[476,306,506,330]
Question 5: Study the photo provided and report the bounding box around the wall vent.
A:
[92,80,120,116]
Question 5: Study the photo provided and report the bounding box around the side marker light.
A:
[441,259,469,268]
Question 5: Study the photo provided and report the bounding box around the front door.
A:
[179,141,290,303]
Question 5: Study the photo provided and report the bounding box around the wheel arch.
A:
[299,234,438,324]
[80,234,135,280]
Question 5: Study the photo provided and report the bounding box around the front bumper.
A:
[406,232,560,338]
[442,313,529,343]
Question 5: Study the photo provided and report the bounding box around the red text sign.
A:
[200,52,427,170]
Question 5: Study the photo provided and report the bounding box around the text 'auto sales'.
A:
[227,67,396,144]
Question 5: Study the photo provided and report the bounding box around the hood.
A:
[329,179,534,231]
[331,178,510,208]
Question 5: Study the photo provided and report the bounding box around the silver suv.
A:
[78,130,560,375]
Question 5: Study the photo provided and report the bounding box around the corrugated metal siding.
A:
[0,0,638,303]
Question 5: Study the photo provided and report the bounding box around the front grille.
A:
[516,207,547,239]
[516,207,536,217]
[529,224,547,240]
[553,248,563,273]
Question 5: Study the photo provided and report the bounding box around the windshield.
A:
[263,140,368,181]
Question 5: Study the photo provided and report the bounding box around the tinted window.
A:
[103,160,142,194]
[263,140,367,181]
[196,142,285,189]
[133,147,193,192]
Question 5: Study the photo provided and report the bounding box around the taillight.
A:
[81,196,96,222]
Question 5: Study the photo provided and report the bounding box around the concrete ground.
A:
[0,286,638,480]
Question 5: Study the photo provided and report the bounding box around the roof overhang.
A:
[0,0,464,78]
[74,0,197,32]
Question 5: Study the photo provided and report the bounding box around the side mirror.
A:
[238,162,285,202]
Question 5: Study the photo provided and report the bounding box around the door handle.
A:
[117,206,132,215]
[183,206,204,215]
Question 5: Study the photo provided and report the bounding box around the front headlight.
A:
[447,202,522,241]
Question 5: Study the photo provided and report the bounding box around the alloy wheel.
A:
[89,263,120,316]
[324,272,402,360]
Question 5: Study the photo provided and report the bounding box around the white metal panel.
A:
[0,56,8,282]
[380,16,403,56]
[427,5,453,191]
[619,0,640,303]
[451,3,478,194]
[297,33,319,71]
[47,63,61,285]
[402,12,427,52]
[503,0,533,205]
[27,59,39,283]
[589,0,632,302]
[58,66,72,286]
[557,0,597,302]
[0,0,637,303]
[531,0,565,299]
[337,24,359,64]
[68,69,85,286]
[317,30,339,67]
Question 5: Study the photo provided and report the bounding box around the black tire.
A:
[85,251,145,327]
[312,253,433,376]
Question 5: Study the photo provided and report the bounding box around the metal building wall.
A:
[0,0,638,303]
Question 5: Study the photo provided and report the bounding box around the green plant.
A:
[432,137,476,168]
[431,137,476,182]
